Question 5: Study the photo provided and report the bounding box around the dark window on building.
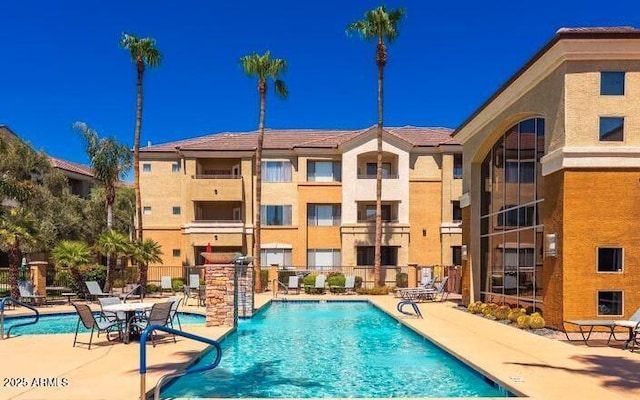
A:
[172,249,181,257]
[172,163,181,172]
[600,71,625,95]
[453,154,463,179]
[452,246,462,266]
[356,246,398,266]
[261,205,292,226]
[597,291,623,316]
[142,163,151,172]
[172,206,181,215]
[452,201,462,222]
[599,117,624,142]
[597,247,623,272]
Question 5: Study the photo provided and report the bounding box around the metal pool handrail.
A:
[138,324,223,400]
[0,296,40,339]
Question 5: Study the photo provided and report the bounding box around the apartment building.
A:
[454,27,640,328]
[139,126,462,277]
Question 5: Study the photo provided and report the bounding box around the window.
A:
[363,204,392,222]
[452,246,462,266]
[262,161,292,182]
[453,154,463,179]
[307,204,340,226]
[600,71,625,95]
[366,162,392,178]
[172,249,181,257]
[143,206,152,215]
[597,291,623,316]
[260,248,292,267]
[452,201,462,222]
[599,117,624,142]
[597,247,623,272]
[142,163,151,172]
[261,205,292,226]
[172,206,181,215]
[505,161,535,183]
[172,163,181,172]
[307,161,341,182]
[356,246,398,266]
[307,249,341,269]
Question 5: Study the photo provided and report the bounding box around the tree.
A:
[51,240,91,294]
[120,33,162,241]
[131,238,163,298]
[239,51,288,292]
[95,229,131,292]
[75,122,132,230]
[347,5,405,287]
[0,208,38,298]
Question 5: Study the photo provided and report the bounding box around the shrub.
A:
[494,305,511,320]
[516,315,531,329]
[395,272,408,288]
[508,308,527,322]
[146,284,160,293]
[356,286,391,295]
[113,278,125,289]
[467,301,484,314]
[278,270,298,284]
[354,276,363,289]
[171,278,184,291]
[529,312,546,329]
[327,274,345,287]
[53,270,74,288]
[68,264,107,296]
[302,274,317,287]
[482,303,499,318]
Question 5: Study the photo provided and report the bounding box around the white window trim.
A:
[143,206,152,215]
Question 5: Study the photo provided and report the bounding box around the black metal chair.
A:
[71,302,121,350]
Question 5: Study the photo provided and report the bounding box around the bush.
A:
[278,270,298,285]
[354,276,363,289]
[494,305,511,320]
[113,278,125,289]
[529,312,546,329]
[302,274,317,287]
[53,270,74,288]
[482,303,499,318]
[326,274,345,288]
[395,272,408,288]
[516,315,531,329]
[146,284,160,293]
[356,286,391,295]
[67,264,107,297]
[508,308,527,322]
[171,278,184,291]
[259,270,269,292]
[467,301,484,314]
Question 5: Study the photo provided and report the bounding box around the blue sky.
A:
[0,0,636,169]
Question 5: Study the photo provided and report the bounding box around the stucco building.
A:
[139,126,462,282]
[454,27,640,328]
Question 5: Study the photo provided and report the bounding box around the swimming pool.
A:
[2,312,205,335]
[162,301,512,398]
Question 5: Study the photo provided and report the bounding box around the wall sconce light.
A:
[422,229,427,237]
[461,245,468,260]
[545,233,557,257]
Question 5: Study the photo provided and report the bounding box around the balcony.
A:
[189,175,242,201]
[184,220,245,234]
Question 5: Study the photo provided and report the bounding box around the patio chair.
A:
[414,276,450,302]
[85,281,111,301]
[161,276,175,295]
[167,296,183,330]
[130,301,175,347]
[344,276,356,295]
[395,277,435,298]
[312,274,326,294]
[615,307,640,350]
[120,284,142,303]
[18,280,46,305]
[98,297,126,324]
[287,276,300,294]
[72,302,122,349]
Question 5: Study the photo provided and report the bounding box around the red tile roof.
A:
[141,126,457,152]
[48,156,94,178]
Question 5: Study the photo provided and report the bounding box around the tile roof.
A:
[142,126,457,152]
[48,156,94,177]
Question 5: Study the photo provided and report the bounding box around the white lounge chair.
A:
[344,276,356,295]
[85,281,111,301]
[161,276,175,295]
[287,276,300,294]
[18,280,46,305]
[615,307,640,350]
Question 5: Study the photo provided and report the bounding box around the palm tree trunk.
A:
[105,255,116,292]
[134,63,145,242]
[253,81,266,292]
[139,264,148,299]
[70,266,87,296]
[8,247,20,299]
[374,41,385,288]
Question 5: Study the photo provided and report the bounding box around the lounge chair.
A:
[312,274,326,294]
[411,276,449,302]
[130,301,175,347]
[344,276,356,295]
[167,296,183,330]
[85,281,112,301]
[287,276,300,294]
[395,277,435,298]
[161,276,175,295]
[615,307,640,350]
[72,302,122,349]
[18,280,46,305]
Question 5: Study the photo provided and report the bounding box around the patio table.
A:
[102,302,154,344]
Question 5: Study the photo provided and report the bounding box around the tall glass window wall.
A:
[480,118,545,307]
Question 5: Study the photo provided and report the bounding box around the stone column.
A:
[407,263,418,288]
[205,264,235,327]
[29,261,48,296]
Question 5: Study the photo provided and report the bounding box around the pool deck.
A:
[0,294,638,399]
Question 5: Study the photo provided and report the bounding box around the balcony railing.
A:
[191,219,243,224]
[356,219,399,223]
[191,174,241,179]
[357,174,399,179]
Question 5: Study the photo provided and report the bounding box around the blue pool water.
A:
[2,312,205,335]
[162,302,511,398]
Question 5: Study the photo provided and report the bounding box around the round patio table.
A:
[102,302,154,344]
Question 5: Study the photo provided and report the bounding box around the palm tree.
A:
[131,238,163,298]
[51,240,91,294]
[239,51,288,292]
[75,122,132,229]
[120,33,162,241]
[347,5,405,287]
[0,208,38,299]
[95,229,131,292]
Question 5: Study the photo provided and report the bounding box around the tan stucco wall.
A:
[408,181,442,265]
